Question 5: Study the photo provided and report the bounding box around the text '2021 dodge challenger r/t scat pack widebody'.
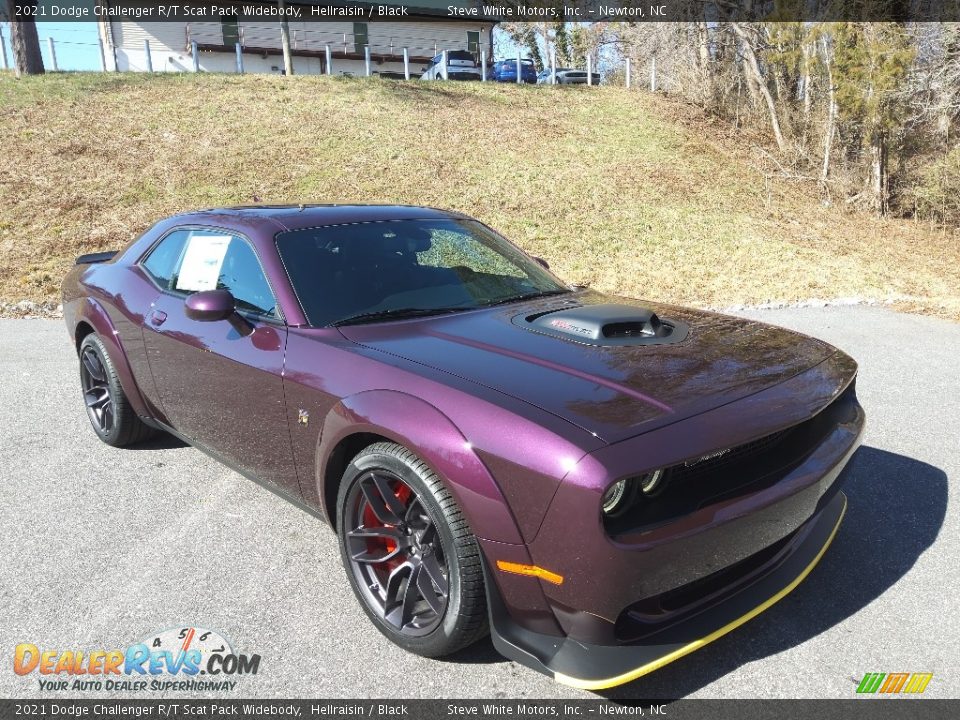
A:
[62,205,864,689]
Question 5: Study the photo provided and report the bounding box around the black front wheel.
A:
[336,442,488,657]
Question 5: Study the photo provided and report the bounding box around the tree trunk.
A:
[7,2,45,76]
[695,22,711,68]
[731,23,786,152]
[869,133,889,216]
[821,38,836,182]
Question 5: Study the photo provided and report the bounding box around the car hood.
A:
[338,291,837,443]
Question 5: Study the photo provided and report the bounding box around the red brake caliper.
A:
[364,481,413,578]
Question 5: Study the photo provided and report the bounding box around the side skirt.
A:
[141,417,330,526]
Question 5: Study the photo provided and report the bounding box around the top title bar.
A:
[3,0,959,23]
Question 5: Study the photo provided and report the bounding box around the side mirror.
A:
[185,289,235,322]
[533,256,550,270]
[185,289,256,336]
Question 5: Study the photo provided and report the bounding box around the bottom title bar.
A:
[2,699,956,720]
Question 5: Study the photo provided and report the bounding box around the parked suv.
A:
[420,51,482,81]
[492,58,537,83]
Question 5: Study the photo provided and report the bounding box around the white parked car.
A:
[420,50,482,81]
[536,68,600,85]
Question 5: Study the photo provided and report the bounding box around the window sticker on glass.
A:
[175,234,232,292]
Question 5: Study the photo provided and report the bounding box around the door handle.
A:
[149,309,167,327]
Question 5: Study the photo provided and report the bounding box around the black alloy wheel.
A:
[78,333,156,447]
[80,343,114,435]
[345,469,449,636]
[336,442,488,657]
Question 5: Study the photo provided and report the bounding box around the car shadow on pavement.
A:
[128,433,189,451]
[596,445,948,700]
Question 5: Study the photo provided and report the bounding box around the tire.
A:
[336,442,488,657]
[78,333,156,447]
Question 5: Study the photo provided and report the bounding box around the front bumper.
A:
[482,352,864,687]
[486,490,848,690]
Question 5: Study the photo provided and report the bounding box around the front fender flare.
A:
[73,297,150,419]
[316,390,524,545]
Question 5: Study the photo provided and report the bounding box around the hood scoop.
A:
[512,304,689,347]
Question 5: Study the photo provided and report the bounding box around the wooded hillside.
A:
[1,72,957,318]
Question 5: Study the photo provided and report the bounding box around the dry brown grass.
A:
[1,71,958,319]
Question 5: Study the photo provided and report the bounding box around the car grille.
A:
[665,427,792,485]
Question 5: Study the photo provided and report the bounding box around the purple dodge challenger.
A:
[62,205,864,689]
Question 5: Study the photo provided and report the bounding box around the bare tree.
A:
[6,0,44,76]
[820,34,837,183]
[731,23,786,151]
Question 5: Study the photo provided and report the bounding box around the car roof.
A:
[171,204,472,232]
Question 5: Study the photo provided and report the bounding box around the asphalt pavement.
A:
[0,305,957,700]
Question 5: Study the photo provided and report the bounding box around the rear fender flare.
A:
[316,390,524,545]
[74,298,150,418]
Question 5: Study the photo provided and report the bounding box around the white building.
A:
[97,1,497,77]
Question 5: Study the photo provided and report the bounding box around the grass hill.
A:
[1,72,958,319]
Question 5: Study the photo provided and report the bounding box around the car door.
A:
[140,227,300,499]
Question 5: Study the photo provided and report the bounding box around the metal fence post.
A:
[516,52,522,84]
[191,40,199,72]
[587,55,592,86]
[144,39,153,72]
[650,55,657,92]
[364,45,371,76]
[47,37,58,71]
[403,47,409,80]
[625,57,631,89]
[551,47,556,84]
[441,49,448,80]
[480,49,486,82]
[97,37,108,71]
[0,29,7,70]
[235,42,244,74]
[325,45,332,75]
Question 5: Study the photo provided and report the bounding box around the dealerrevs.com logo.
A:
[13,627,261,693]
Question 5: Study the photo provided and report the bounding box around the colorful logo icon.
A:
[856,672,933,694]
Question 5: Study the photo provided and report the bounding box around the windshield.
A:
[276,218,568,326]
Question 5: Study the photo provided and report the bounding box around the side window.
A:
[171,230,279,319]
[141,231,190,290]
[467,30,480,57]
[217,238,278,318]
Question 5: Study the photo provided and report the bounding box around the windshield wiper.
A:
[478,288,572,308]
[332,306,469,327]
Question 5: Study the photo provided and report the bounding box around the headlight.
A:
[639,468,664,495]
[601,479,629,514]
[602,469,665,515]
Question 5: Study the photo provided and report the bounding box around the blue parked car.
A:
[491,58,537,83]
